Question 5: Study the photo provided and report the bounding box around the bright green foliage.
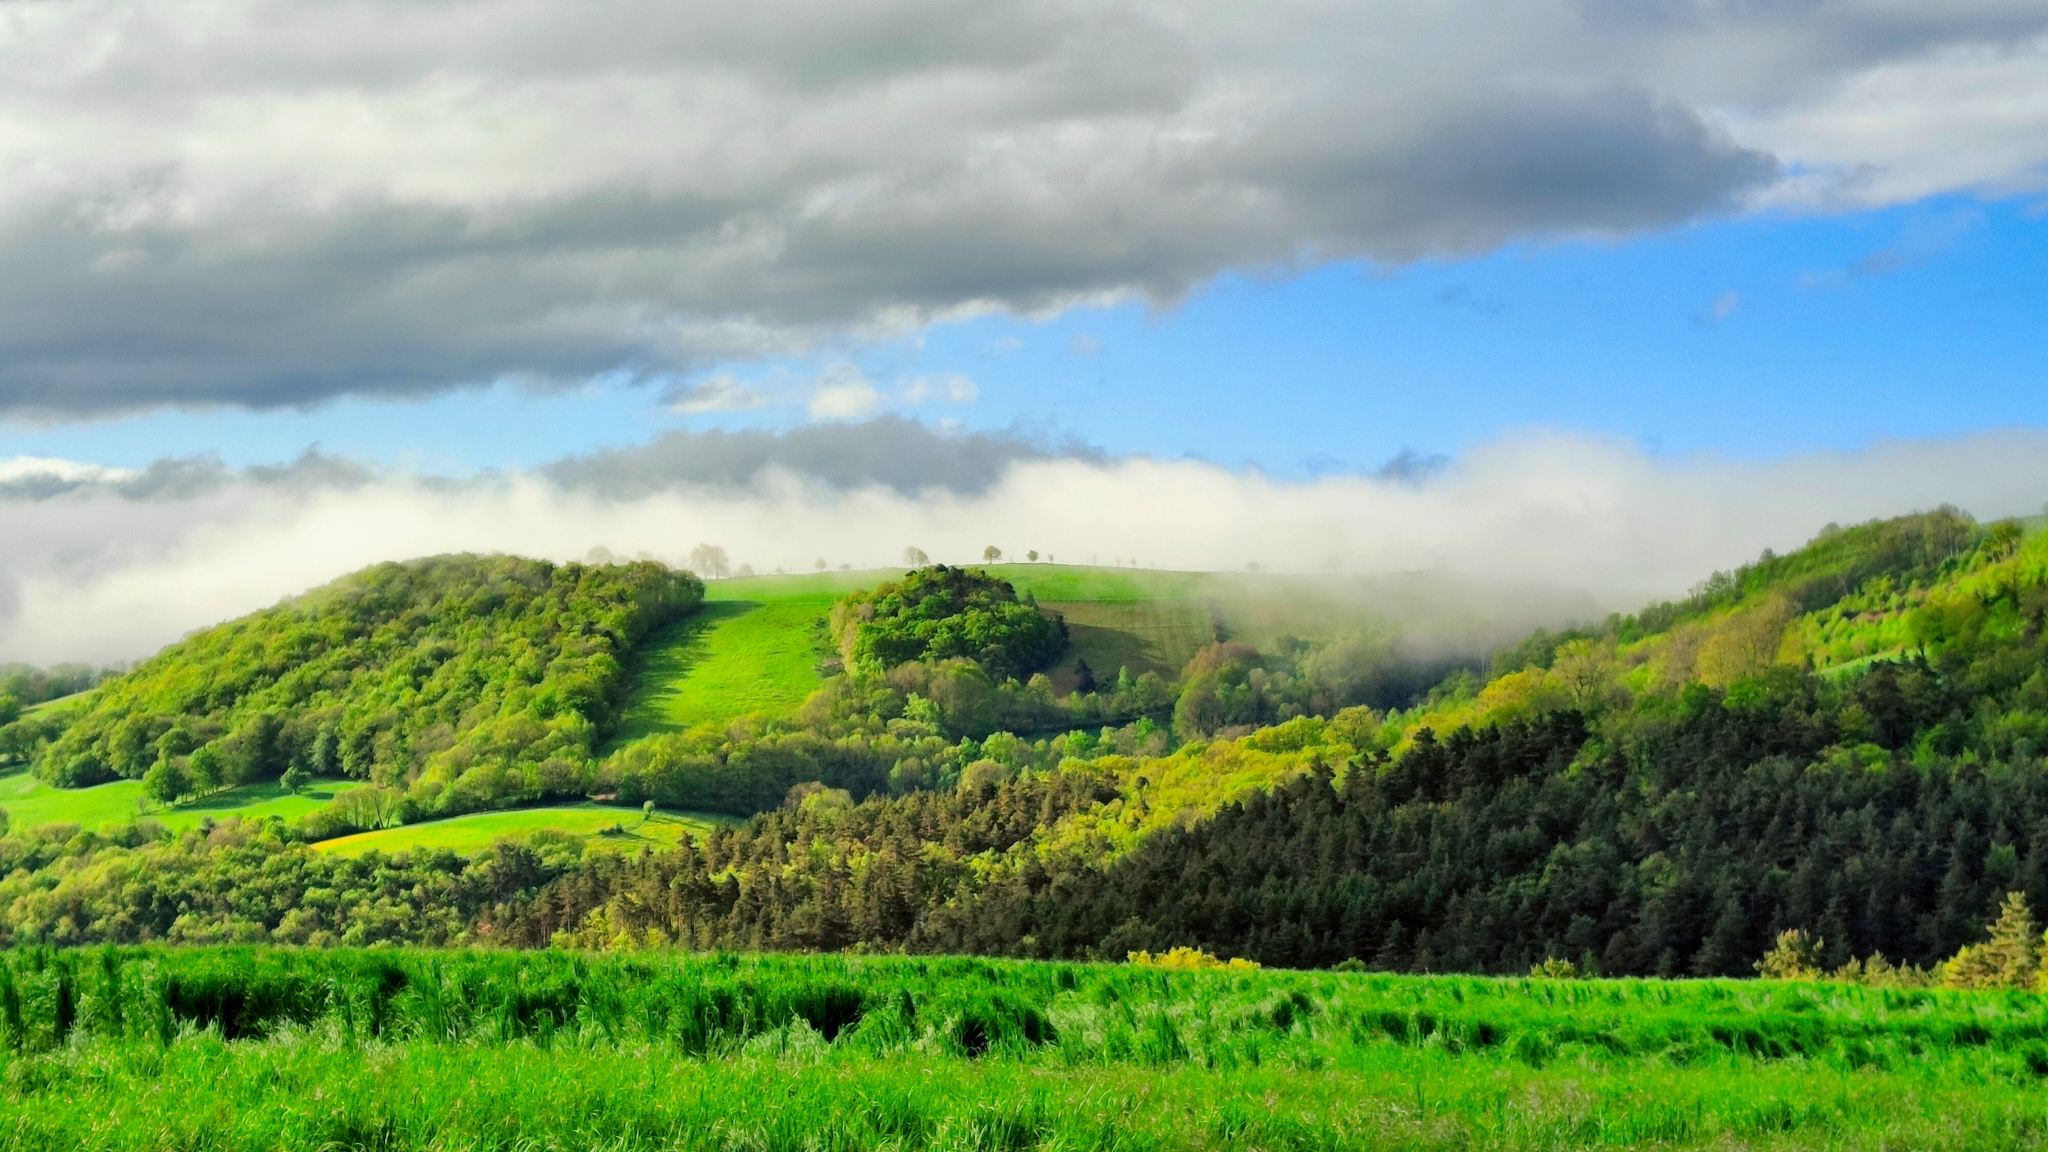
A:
[6,950,2048,1151]
[832,566,1066,681]
[31,555,703,824]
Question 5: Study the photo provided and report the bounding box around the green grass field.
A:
[612,593,839,742]
[5,947,2048,1150]
[0,770,350,834]
[314,802,726,856]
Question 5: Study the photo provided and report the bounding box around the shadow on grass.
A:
[180,778,351,812]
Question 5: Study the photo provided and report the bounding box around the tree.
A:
[689,543,732,580]
[815,558,828,571]
[188,746,223,795]
[831,566,1067,682]
[643,799,656,824]
[983,545,1003,563]
[143,757,188,805]
[280,763,310,794]
[0,695,18,727]
[1073,659,1096,695]
[1027,551,1038,562]
[903,546,930,567]
[1754,929,1823,980]
[1943,891,2040,990]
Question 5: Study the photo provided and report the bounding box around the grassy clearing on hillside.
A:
[4,948,2048,1150]
[314,803,724,856]
[613,596,836,741]
[1038,599,1217,690]
[0,770,347,833]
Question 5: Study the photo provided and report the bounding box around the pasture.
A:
[0,771,348,835]
[611,594,838,742]
[313,802,725,857]
[2,948,2046,1150]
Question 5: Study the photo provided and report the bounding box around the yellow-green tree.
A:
[1942,891,2039,990]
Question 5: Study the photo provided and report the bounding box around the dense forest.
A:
[0,507,2045,978]
[15,555,702,828]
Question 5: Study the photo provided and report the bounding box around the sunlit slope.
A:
[0,770,348,833]
[1390,508,2047,744]
[616,563,1589,734]
[314,803,725,857]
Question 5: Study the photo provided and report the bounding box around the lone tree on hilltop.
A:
[1027,550,1039,562]
[903,546,929,566]
[983,545,1002,563]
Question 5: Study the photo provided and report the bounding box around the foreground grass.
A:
[4,949,2048,1150]
[313,803,724,856]
[0,771,347,834]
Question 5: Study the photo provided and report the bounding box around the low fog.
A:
[2,423,2045,666]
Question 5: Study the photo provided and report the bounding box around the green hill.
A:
[7,554,703,828]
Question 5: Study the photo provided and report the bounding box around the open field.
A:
[0,770,350,833]
[612,594,837,742]
[313,802,726,856]
[1037,599,1217,690]
[3,948,2047,1151]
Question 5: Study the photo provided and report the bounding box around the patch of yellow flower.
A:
[1127,947,1260,971]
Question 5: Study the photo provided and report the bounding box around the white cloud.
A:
[3,426,2045,665]
[808,365,880,420]
[0,456,136,483]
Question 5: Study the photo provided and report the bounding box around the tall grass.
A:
[5,949,2048,1149]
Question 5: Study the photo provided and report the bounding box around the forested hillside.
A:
[14,555,702,826]
[1,506,2045,975]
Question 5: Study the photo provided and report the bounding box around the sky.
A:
[1,0,2045,662]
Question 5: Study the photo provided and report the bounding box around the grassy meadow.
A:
[612,594,839,741]
[0,770,348,834]
[4,948,2048,1150]
[313,803,726,856]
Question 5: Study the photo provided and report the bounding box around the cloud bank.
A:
[3,423,2044,665]
[3,0,2045,414]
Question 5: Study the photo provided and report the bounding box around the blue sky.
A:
[5,195,2039,479]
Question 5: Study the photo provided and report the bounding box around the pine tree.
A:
[1944,891,2039,990]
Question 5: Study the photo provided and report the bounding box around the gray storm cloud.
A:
[2,0,2045,414]
[2,425,2045,665]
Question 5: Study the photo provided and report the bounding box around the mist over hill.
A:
[2,424,2047,666]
